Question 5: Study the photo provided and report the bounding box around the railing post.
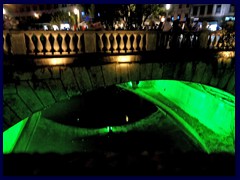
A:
[133,34,137,52]
[126,33,131,53]
[84,32,96,53]
[112,33,118,53]
[10,31,27,55]
[146,31,157,51]
[3,31,8,53]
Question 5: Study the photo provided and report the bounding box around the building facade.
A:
[189,4,235,23]
[171,4,191,21]
[3,4,78,22]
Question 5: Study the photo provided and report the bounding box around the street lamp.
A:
[166,4,171,18]
[34,12,39,19]
[73,8,79,30]
[74,8,78,15]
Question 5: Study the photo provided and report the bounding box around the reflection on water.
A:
[42,86,157,128]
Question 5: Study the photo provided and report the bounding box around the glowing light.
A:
[74,8,78,15]
[34,12,39,19]
[3,8,6,15]
[166,4,171,10]
[60,23,70,30]
[52,59,58,65]
[117,56,131,63]
[52,25,59,31]
[107,126,113,132]
[68,11,70,16]
[161,16,165,22]
[217,51,235,65]
[126,115,129,122]
[48,58,74,65]
[34,58,74,66]
[217,51,235,58]
[105,55,140,63]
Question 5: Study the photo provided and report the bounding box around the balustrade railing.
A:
[3,30,235,56]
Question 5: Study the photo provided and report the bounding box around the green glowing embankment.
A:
[118,80,235,154]
[3,118,28,154]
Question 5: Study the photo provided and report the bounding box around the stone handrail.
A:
[3,30,235,56]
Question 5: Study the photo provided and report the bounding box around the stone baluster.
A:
[139,33,144,51]
[133,34,138,52]
[25,32,35,54]
[212,33,218,49]
[45,32,52,55]
[119,33,125,53]
[216,33,221,49]
[77,33,82,53]
[209,34,215,49]
[3,33,8,53]
[35,32,43,55]
[68,33,75,54]
[97,32,104,52]
[105,33,111,53]
[62,34,68,55]
[126,33,131,53]
[112,33,118,53]
[51,32,60,55]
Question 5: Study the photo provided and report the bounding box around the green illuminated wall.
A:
[3,118,28,154]
[119,80,235,153]
[3,80,235,154]
[137,80,235,136]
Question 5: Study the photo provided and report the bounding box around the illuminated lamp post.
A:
[166,4,171,18]
[3,8,6,21]
[74,8,79,31]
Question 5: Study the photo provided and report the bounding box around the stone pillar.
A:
[146,31,157,51]
[84,32,96,53]
[10,32,27,55]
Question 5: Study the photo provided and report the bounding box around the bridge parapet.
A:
[3,30,235,56]
[3,29,235,132]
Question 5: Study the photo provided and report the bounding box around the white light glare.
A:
[166,4,171,10]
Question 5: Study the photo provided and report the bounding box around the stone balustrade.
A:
[3,30,235,56]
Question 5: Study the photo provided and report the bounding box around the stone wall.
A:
[3,58,235,131]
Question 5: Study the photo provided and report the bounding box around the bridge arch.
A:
[3,54,235,131]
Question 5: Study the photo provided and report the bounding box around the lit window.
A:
[216,5,221,14]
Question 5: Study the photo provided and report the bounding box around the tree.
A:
[142,4,166,22]
[38,13,52,23]
[50,11,75,28]
[94,4,167,28]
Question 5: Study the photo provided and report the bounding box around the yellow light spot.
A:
[126,115,129,122]
[52,59,58,65]
[117,56,131,63]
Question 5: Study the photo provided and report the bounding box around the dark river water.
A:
[42,85,158,128]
